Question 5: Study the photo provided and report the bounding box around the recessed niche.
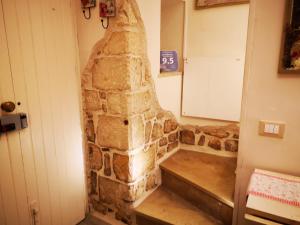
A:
[160,0,185,76]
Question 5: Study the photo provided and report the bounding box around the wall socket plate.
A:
[259,120,285,138]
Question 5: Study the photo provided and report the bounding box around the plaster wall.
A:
[235,0,300,224]
[181,0,249,125]
[76,0,249,126]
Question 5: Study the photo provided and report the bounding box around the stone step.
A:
[135,187,222,225]
[160,150,237,225]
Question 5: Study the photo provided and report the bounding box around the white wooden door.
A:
[0,0,86,225]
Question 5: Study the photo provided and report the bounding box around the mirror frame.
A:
[279,0,300,74]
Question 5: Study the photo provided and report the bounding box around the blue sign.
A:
[160,51,178,72]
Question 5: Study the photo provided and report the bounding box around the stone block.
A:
[180,130,195,145]
[89,144,103,171]
[84,90,102,111]
[113,144,155,183]
[129,116,145,150]
[168,132,178,143]
[103,31,145,56]
[156,112,166,120]
[102,104,107,113]
[100,92,107,99]
[98,176,145,205]
[91,199,108,215]
[115,1,137,26]
[101,147,110,152]
[144,121,152,144]
[90,171,97,195]
[104,153,111,176]
[195,126,203,134]
[107,90,151,115]
[113,153,129,182]
[203,126,229,139]
[151,123,163,141]
[86,119,95,143]
[146,174,157,191]
[198,135,206,146]
[225,139,239,152]
[82,72,92,89]
[127,179,145,202]
[233,133,239,139]
[97,115,129,150]
[159,137,168,147]
[208,138,222,150]
[157,147,167,159]
[144,109,156,120]
[164,119,178,134]
[131,144,156,181]
[97,115,144,150]
[224,124,240,134]
[92,56,142,91]
[167,141,178,152]
[99,176,130,205]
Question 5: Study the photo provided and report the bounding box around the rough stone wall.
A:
[179,124,240,153]
[81,0,179,224]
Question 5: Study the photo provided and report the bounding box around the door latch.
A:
[0,113,28,134]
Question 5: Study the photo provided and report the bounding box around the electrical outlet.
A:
[259,121,285,138]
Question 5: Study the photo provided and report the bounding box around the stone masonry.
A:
[179,124,240,153]
[81,0,179,224]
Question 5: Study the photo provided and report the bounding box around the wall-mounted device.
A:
[0,113,28,134]
[259,120,285,138]
[99,0,116,29]
[81,0,96,19]
[99,0,116,17]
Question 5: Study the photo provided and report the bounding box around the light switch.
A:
[273,125,280,134]
[259,121,285,138]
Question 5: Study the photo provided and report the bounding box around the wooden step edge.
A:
[135,187,224,225]
[160,165,234,208]
[135,211,173,225]
[245,214,284,225]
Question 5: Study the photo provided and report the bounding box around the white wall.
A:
[234,0,300,224]
[186,2,249,59]
[158,1,249,125]
[181,1,249,124]
[76,0,248,126]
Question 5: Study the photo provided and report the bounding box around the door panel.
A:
[0,190,6,225]
[0,0,86,224]
[0,2,31,225]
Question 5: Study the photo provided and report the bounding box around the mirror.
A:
[279,0,300,73]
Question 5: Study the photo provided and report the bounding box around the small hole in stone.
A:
[124,120,129,126]
[102,148,110,152]
[108,208,114,212]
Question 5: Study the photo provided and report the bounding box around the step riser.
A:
[136,214,172,225]
[162,170,233,225]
